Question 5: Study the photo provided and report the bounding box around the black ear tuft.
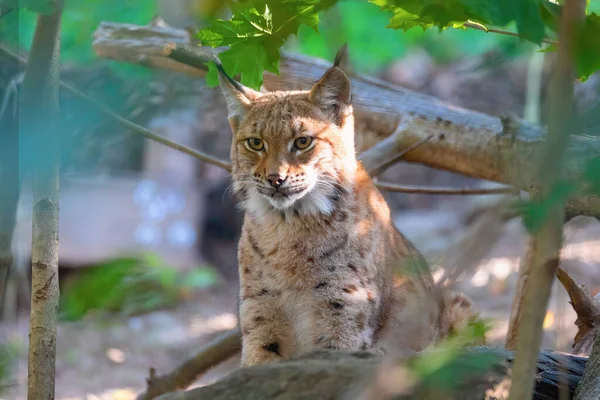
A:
[215,58,263,132]
[334,43,348,69]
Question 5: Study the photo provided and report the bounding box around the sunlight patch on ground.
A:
[562,240,600,263]
[543,310,555,329]
[485,319,510,344]
[188,313,238,337]
[59,387,137,400]
[432,256,520,286]
[105,348,126,364]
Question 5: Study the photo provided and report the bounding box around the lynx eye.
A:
[294,137,313,151]
[246,138,264,151]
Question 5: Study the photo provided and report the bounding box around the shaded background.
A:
[1,0,600,398]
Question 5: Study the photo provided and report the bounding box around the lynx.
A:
[218,57,476,367]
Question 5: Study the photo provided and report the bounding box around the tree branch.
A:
[90,20,600,219]
[556,268,600,355]
[555,268,600,399]
[373,181,517,195]
[463,21,559,46]
[137,328,241,400]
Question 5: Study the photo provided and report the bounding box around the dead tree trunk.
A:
[20,2,64,399]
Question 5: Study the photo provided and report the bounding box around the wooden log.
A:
[154,347,587,400]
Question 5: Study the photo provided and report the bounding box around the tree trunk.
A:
[20,2,64,399]
[507,1,584,399]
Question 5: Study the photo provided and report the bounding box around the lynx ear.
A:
[216,63,263,133]
[308,66,352,126]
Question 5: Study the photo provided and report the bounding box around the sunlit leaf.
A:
[204,61,220,87]
[197,0,337,89]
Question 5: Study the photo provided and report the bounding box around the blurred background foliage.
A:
[59,254,219,321]
[1,0,522,75]
[286,0,517,73]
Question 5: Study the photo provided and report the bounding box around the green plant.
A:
[0,0,157,79]
[59,253,220,321]
[0,339,18,396]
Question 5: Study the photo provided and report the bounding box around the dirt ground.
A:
[3,196,600,400]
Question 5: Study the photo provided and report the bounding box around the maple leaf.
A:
[198,0,337,89]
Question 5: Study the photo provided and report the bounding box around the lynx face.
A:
[221,69,356,217]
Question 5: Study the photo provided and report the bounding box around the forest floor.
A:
[3,188,600,400]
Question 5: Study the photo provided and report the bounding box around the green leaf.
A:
[204,61,220,87]
[522,181,576,233]
[0,0,55,14]
[573,12,600,81]
[197,0,337,90]
[370,0,546,44]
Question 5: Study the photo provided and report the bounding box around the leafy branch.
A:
[197,0,600,90]
[198,0,337,88]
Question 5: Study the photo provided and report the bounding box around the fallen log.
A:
[155,347,587,400]
[92,19,600,219]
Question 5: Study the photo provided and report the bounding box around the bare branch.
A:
[556,268,600,355]
[365,120,433,176]
[463,22,559,46]
[374,181,518,195]
[555,268,600,399]
[137,328,241,400]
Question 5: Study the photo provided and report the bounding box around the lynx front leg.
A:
[305,284,379,352]
[239,294,293,367]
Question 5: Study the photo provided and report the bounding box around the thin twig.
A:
[367,133,433,177]
[374,181,517,195]
[0,45,232,172]
[463,21,559,46]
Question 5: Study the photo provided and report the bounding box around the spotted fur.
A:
[219,64,476,367]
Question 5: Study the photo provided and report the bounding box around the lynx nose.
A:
[267,174,287,189]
